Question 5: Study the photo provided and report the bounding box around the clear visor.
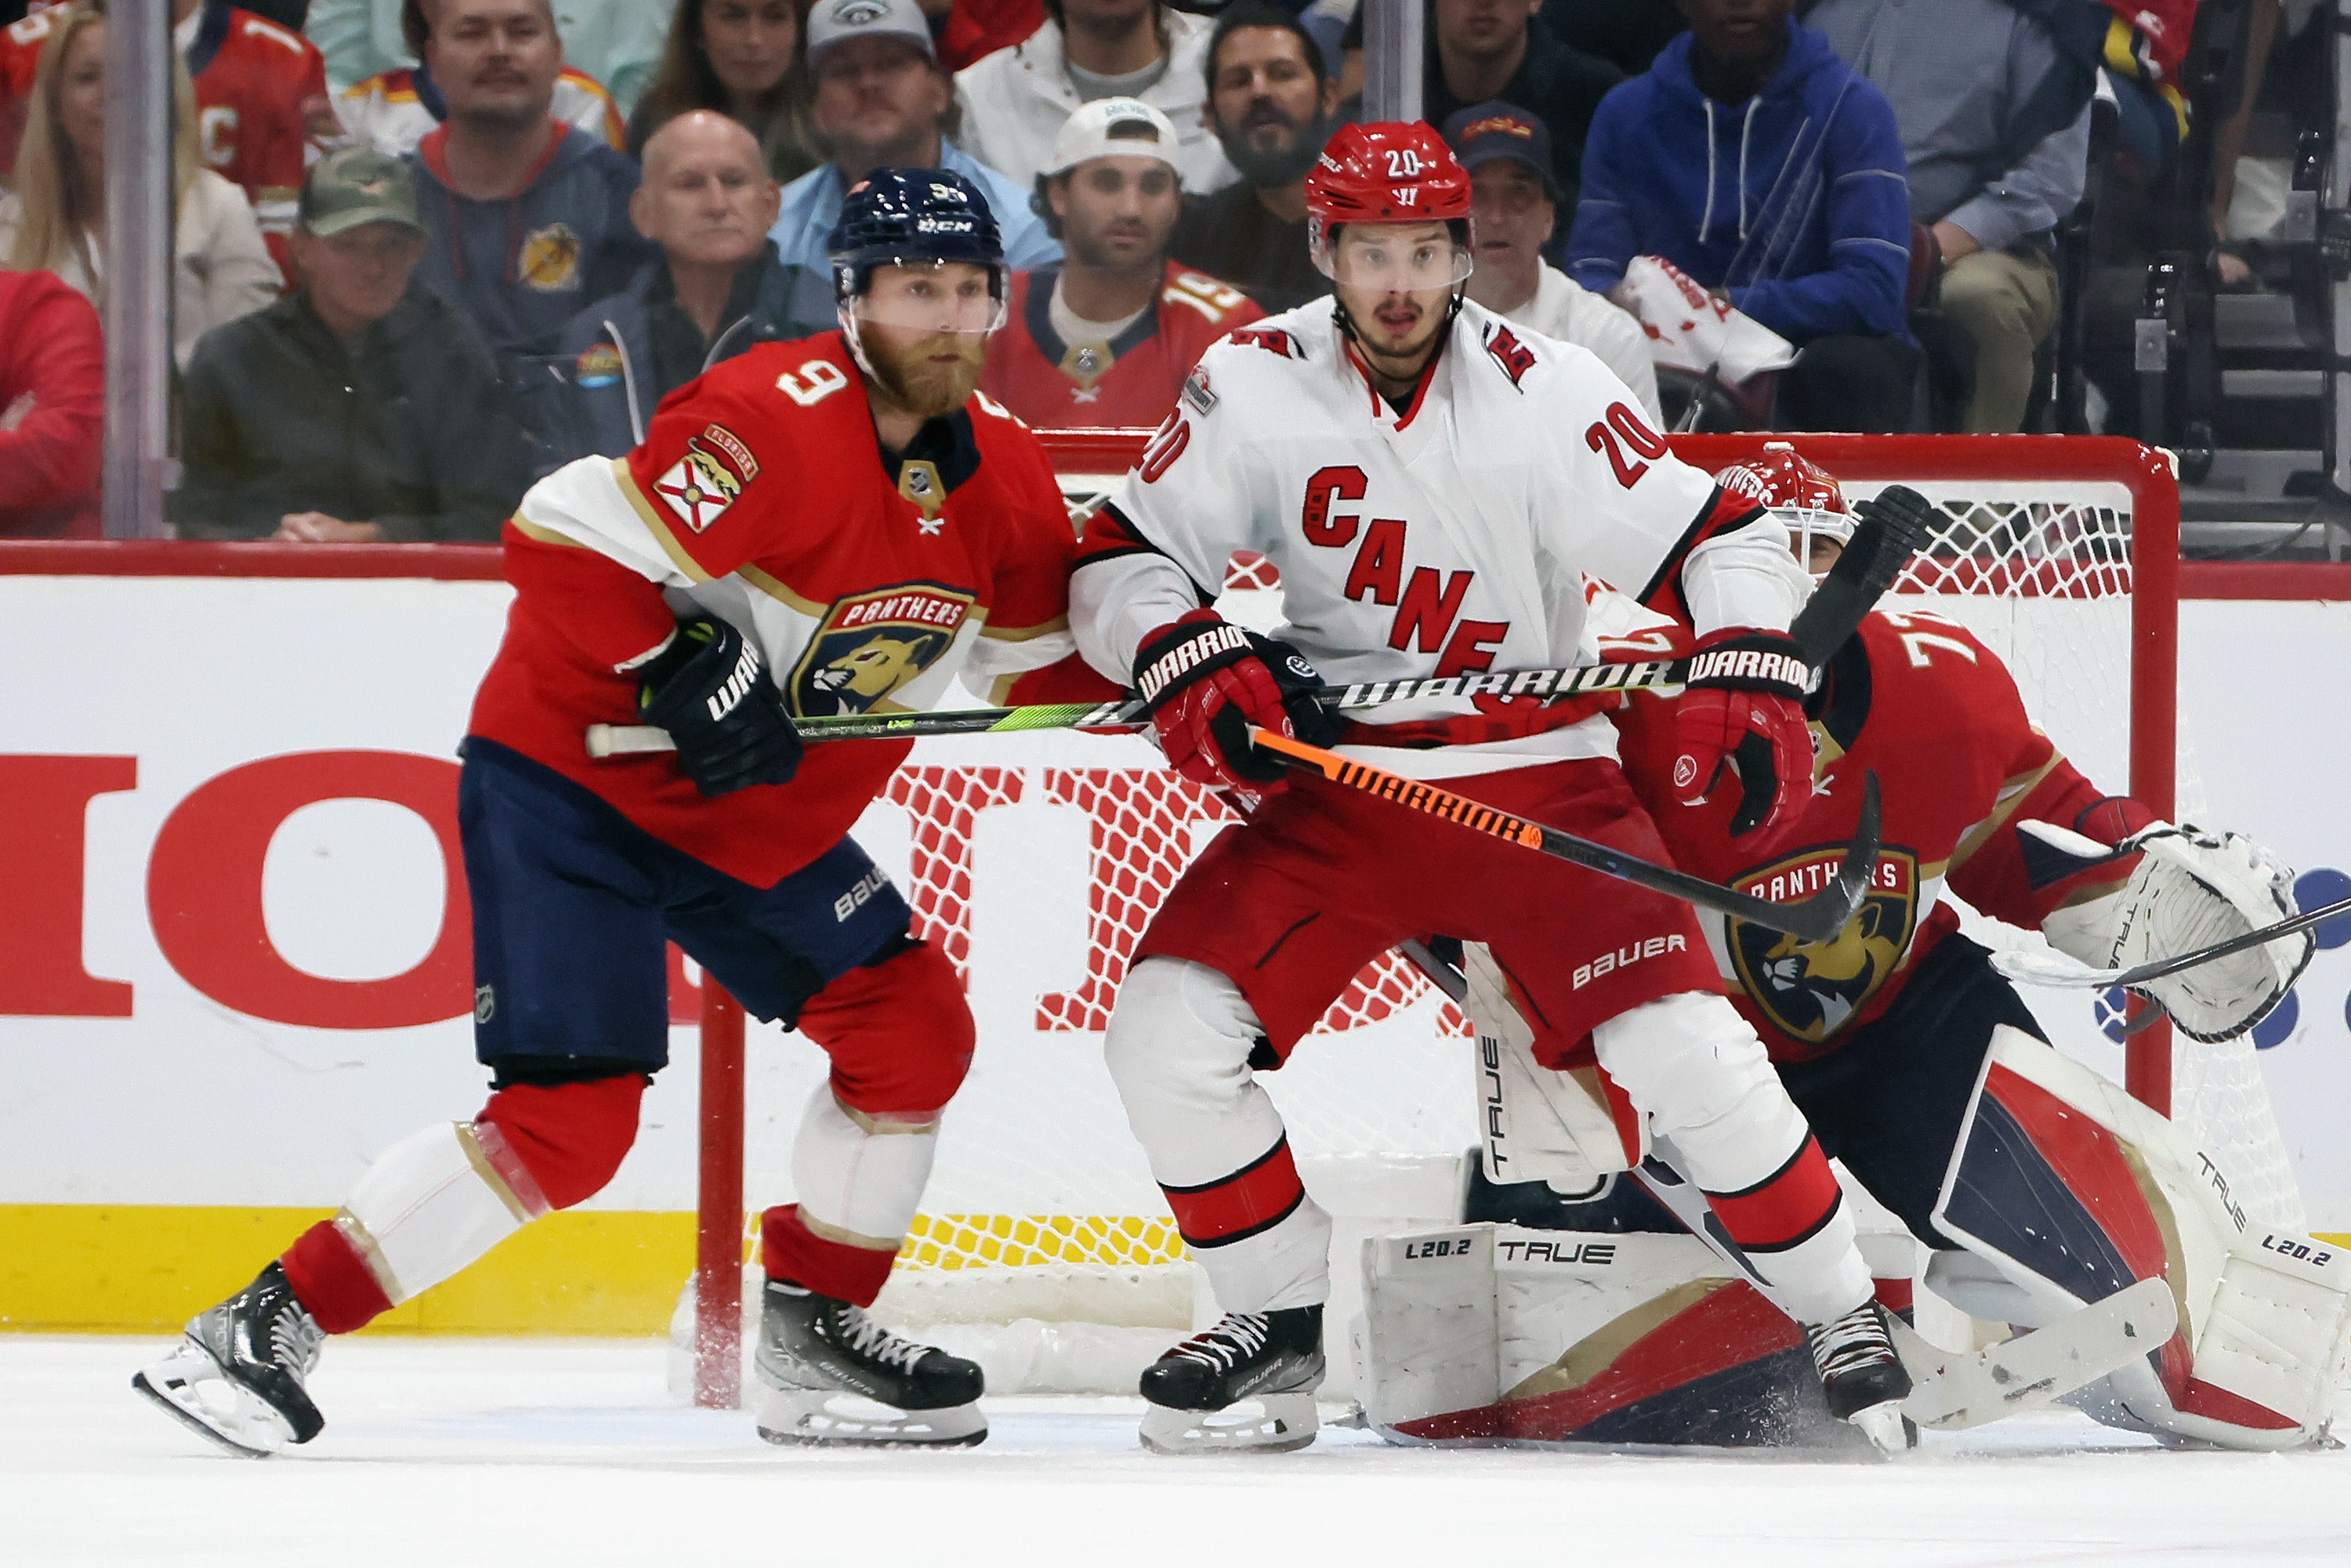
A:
[1315,228,1473,291]
[846,260,1010,335]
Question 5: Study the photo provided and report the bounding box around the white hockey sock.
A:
[790,1087,939,1249]
[335,1120,551,1306]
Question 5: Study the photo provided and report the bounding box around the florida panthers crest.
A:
[788,584,973,716]
[1728,846,1919,1045]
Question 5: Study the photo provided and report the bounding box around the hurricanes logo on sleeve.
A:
[653,432,755,533]
[788,583,974,716]
[1727,846,1919,1045]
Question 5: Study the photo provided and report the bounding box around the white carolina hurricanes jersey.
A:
[1070,296,1809,777]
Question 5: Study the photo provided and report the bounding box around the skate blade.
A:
[1139,1392,1319,1455]
[1846,1401,1915,1455]
[132,1345,296,1459]
[754,1386,987,1448]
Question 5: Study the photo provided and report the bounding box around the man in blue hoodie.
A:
[1564,0,1916,432]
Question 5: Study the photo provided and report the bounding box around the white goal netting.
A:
[682,436,2305,1399]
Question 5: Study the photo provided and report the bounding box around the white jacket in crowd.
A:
[1503,263,1663,425]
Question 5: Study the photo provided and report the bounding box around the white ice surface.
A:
[21,1335,2351,1567]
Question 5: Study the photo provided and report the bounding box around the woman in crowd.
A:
[0,0,277,370]
[626,0,821,184]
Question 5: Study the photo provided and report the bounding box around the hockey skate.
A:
[1138,1305,1324,1454]
[752,1280,986,1447]
[132,1262,326,1458]
[1806,1301,1914,1452]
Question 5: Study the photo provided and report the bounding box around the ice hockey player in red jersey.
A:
[1067,123,1911,1454]
[1528,444,2335,1449]
[133,170,1115,1457]
[2,1,337,267]
[979,96,1262,429]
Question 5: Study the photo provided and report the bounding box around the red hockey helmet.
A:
[1715,442,1856,564]
[1305,121,1474,287]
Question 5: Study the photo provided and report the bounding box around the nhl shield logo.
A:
[654,436,748,533]
[1727,846,1918,1046]
[788,582,974,716]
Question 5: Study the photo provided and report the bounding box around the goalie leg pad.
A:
[1106,958,1331,1311]
[1464,941,1641,1190]
[1595,992,1868,1323]
[1933,1026,2349,1447]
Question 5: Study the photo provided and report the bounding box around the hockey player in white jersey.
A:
[1070,122,1907,1454]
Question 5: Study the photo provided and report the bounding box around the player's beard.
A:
[1339,288,1454,389]
[864,330,987,421]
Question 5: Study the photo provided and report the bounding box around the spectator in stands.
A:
[1444,100,1659,422]
[1420,0,1617,220]
[1538,0,1683,76]
[955,0,1237,192]
[2,0,335,273]
[1809,0,2090,433]
[0,2,277,369]
[937,0,1044,73]
[0,264,103,538]
[769,0,1057,307]
[310,0,671,113]
[1566,0,1913,433]
[1165,2,1337,314]
[625,0,820,183]
[981,96,1261,428]
[406,0,654,361]
[554,110,817,462]
[174,149,527,541]
[336,0,626,157]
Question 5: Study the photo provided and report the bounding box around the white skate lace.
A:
[1169,1313,1270,1373]
[1806,1302,1894,1381]
[835,1305,930,1374]
[269,1303,324,1378]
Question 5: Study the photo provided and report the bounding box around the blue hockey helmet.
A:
[827,168,1007,306]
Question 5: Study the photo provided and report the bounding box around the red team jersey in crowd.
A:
[979,261,1263,429]
[1,2,332,265]
[1606,596,2150,1063]
[473,333,1113,887]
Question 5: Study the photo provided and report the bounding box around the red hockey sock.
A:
[475,1074,646,1211]
[760,1204,897,1306]
[1704,1135,1845,1254]
[1159,1134,1306,1249]
[280,1220,395,1336]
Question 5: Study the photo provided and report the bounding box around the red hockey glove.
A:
[1134,609,1334,795]
[1671,627,1813,844]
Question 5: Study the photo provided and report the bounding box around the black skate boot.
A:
[1138,1305,1324,1454]
[132,1262,326,1458]
[752,1280,986,1447]
[1806,1300,1914,1451]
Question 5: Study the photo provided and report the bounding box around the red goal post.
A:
[689,430,2190,1407]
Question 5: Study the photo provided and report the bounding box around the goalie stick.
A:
[1246,727,1883,944]
[583,485,1939,759]
[1891,1276,2179,1432]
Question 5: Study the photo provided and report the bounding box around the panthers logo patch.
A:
[788,583,973,716]
[518,223,583,292]
[1728,846,1918,1046]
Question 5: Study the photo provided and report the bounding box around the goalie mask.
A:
[1715,444,1856,572]
[827,168,1011,378]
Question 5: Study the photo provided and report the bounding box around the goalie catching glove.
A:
[2037,820,2315,1041]
[1134,608,1338,797]
[636,616,803,797]
[1670,626,1813,844]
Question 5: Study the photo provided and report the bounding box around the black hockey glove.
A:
[636,616,802,797]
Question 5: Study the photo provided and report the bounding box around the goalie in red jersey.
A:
[1469,443,2342,1450]
[134,170,1116,1458]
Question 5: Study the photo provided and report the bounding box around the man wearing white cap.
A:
[768,0,1060,303]
[954,0,1238,194]
[980,96,1260,428]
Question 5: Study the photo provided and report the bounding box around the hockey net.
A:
[681,432,2304,1402]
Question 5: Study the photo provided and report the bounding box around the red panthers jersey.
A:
[2,2,331,271]
[472,337,1117,886]
[1608,599,2154,1063]
[979,261,1263,429]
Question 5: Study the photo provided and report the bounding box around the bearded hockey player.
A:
[134,170,1114,1456]
[1067,123,1908,1454]
[979,96,1263,429]
[1497,444,2338,1450]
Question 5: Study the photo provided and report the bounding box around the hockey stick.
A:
[583,487,1933,760]
[1989,895,2351,992]
[1244,726,1882,943]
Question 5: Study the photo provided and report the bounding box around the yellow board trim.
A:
[0,1205,1186,1335]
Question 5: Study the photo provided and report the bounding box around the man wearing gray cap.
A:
[172,148,529,542]
[769,0,1059,312]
